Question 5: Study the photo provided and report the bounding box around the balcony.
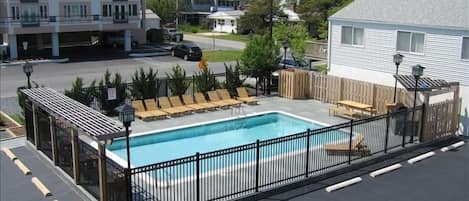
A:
[113,13,129,24]
[21,16,40,27]
[20,0,39,3]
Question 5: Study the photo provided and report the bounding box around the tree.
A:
[65,77,96,106]
[131,67,159,100]
[194,67,216,94]
[240,34,280,92]
[147,0,188,24]
[224,61,246,97]
[273,22,309,59]
[166,65,190,97]
[296,0,353,39]
[96,70,127,115]
[237,0,282,34]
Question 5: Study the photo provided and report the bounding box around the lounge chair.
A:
[206,91,235,108]
[324,134,370,156]
[194,93,219,110]
[169,96,195,113]
[132,100,167,120]
[236,87,258,105]
[217,89,242,106]
[158,97,189,116]
[182,95,214,111]
[141,99,168,119]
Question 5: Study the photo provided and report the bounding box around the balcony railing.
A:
[20,0,39,3]
[113,12,129,24]
[21,16,40,27]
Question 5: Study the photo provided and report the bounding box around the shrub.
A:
[96,70,128,115]
[65,77,96,106]
[194,67,216,94]
[131,67,159,100]
[166,65,190,97]
[0,117,5,126]
[224,61,245,97]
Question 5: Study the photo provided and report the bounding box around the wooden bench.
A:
[364,108,377,115]
[329,107,358,119]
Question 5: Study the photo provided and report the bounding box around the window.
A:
[64,4,87,18]
[462,37,469,60]
[341,26,364,46]
[397,31,425,53]
[39,6,48,19]
[132,4,137,16]
[231,20,235,26]
[11,6,20,20]
[102,5,108,16]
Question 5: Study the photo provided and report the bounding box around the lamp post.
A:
[282,39,289,69]
[115,103,135,201]
[392,53,404,103]
[23,62,33,88]
[410,64,424,143]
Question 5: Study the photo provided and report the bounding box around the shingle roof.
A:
[330,0,469,31]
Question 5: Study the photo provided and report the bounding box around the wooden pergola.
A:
[21,87,125,201]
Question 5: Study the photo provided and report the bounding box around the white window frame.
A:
[396,30,426,55]
[340,26,364,47]
[461,36,469,61]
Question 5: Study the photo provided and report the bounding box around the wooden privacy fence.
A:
[278,69,309,99]
[279,70,415,114]
[421,98,462,141]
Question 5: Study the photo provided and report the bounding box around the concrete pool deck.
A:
[129,96,348,135]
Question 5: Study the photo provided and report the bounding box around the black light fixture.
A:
[410,64,424,143]
[115,103,135,201]
[22,61,33,89]
[282,38,290,69]
[392,53,404,103]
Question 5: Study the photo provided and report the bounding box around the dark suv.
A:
[170,44,202,61]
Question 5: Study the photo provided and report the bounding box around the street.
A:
[0,56,236,98]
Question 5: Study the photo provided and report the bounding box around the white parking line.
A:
[441,141,465,152]
[408,151,435,164]
[325,177,362,192]
[369,163,402,178]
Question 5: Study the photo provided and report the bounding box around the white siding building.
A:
[328,0,469,114]
[207,10,244,33]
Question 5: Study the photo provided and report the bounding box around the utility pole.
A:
[176,0,179,30]
[270,0,273,40]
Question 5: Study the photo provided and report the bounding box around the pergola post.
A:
[98,142,108,201]
[71,128,80,184]
[32,104,39,148]
[49,116,58,165]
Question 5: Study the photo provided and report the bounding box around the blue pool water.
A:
[108,112,347,171]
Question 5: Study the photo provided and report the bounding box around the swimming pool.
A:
[107,111,348,170]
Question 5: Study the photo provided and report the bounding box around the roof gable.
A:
[330,0,469,30]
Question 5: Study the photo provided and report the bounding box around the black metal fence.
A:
[55,120,73,177]
[78,139,100,199]
[127,106,425,201]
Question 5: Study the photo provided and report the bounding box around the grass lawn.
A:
[198,34,251,43]
[203,50,243,62]
[10,114,24,125]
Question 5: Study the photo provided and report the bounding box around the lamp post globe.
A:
[22,62,33,88]
[392,53,404,103]
[115,103,135,201]
[282,39,290,69]
[410,64,424,143]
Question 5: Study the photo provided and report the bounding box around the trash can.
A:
[391,103,419,137]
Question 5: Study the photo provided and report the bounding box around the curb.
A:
[0,58,69,67]
[128,52,171,57]
[325,177,362,192]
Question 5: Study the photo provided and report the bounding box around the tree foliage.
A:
[65,77,96,106]
[131,67,159,100]
[296,0,353,39]
[96,70,127,115]
[240,34,280,78]
[194,67,216,94]
[237,0,282,34]
[147,0,188,24]
[273,22,309,59]
[166,65,190,97]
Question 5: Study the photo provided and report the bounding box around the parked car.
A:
[163,28,184,42]
[278,57,313,70]
[170,43,202,61]
[104,32,138,48]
